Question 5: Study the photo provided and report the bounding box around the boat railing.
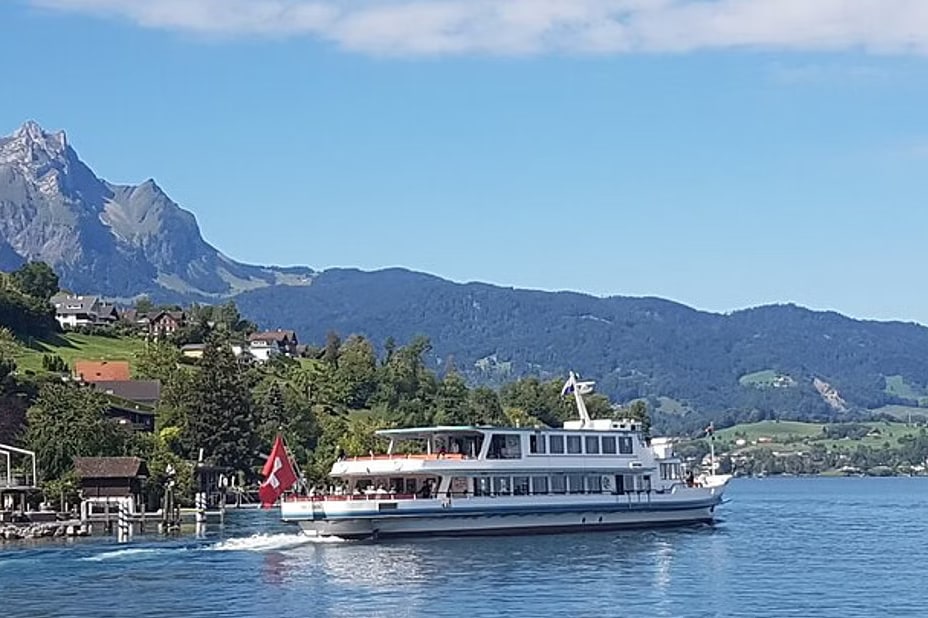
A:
[284,488,673,503]
[341,453,467,462]
[285,493,423,502]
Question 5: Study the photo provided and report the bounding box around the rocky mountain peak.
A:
[0,121,73,194]
[2,121,69,162]
[0,121,314,300]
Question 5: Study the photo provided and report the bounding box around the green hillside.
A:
[883,375,928,405]
[12,332,147,374]
[235,270,928,433]
[717,420,823,442]
[716,420,924,458]
[872,404,928,422]
[739,370,796,389]
[709,419,928,476]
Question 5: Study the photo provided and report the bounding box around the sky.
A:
[2,1,928,322]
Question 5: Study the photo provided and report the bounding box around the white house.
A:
[247,330,298,362]
[50,293,118,329]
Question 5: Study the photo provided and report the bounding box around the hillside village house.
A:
[247,330,299,362]
[97,380,160,433]
[50,293,118,329]
[180,343,207,359]
[92,380,161,407]
[104,405,156,432]
[146,310,185,339]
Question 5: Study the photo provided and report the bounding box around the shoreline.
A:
[1,520,88,542]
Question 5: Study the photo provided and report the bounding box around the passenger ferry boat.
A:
[281,373,731,539]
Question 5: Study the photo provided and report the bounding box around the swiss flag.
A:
[259,435,298,508]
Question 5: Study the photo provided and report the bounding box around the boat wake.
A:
[77,532,344,562]
[208,532,343,552]
[81,547,179,562]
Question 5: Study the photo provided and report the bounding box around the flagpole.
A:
[279,433,308,496]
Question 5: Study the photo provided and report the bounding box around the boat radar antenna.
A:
[562,371,596,427]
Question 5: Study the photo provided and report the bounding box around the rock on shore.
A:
[1,522,88,541]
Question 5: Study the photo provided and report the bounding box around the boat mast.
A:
[564,371,594,427]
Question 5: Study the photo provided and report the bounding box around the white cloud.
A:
[29,0,928,56]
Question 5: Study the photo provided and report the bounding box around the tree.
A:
[323,331,341,368]
[41,354,68,373]
[434,370,469,425]
[215,301,254,333]
[499,377,565,427]
[466,387,506,425]
[335,335,378,408]
[339,415,391,458]
[135,340,182,383]
[153,360,195,449]
[256,379,319,468]
[11,261,59,301]
[383,337,397,362]
[135,296,154,315]
[258,381,287,436]
[183,335,259,475]
[25,383,127,480]
[288,359,341,408]
[373,336,437,425]
[619,400,652,435]
[0,328,16,391]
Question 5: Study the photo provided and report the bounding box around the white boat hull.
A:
[283,489,726,540]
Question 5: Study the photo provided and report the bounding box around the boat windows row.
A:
[523,434,634,457]
[470,474,651,496]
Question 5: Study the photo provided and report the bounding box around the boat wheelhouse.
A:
[281,372,731,539]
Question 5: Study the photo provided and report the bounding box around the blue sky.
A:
[3,1,928,322]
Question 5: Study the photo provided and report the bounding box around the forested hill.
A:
[6,122,928,428]
[234,268,928,425]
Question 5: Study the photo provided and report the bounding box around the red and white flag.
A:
[259,435,298,509]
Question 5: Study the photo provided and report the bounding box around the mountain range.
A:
[0,121,313,301]
[3,121,928,428]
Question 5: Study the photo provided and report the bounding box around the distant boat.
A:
[280,372,732,540]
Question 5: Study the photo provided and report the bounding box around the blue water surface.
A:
[2,477,927,617]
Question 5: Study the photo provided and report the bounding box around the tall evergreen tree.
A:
[135,340,182,383]
[184,335,259,475]
[467,386,506,425]
[322,331,342,368]
[435,370,469,425]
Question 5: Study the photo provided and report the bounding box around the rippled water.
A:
[3,478,928,617]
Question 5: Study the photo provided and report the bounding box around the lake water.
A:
[3,477,928,617]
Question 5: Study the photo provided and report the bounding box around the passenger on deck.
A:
[686,470,695,487]
[417,480,433,499]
